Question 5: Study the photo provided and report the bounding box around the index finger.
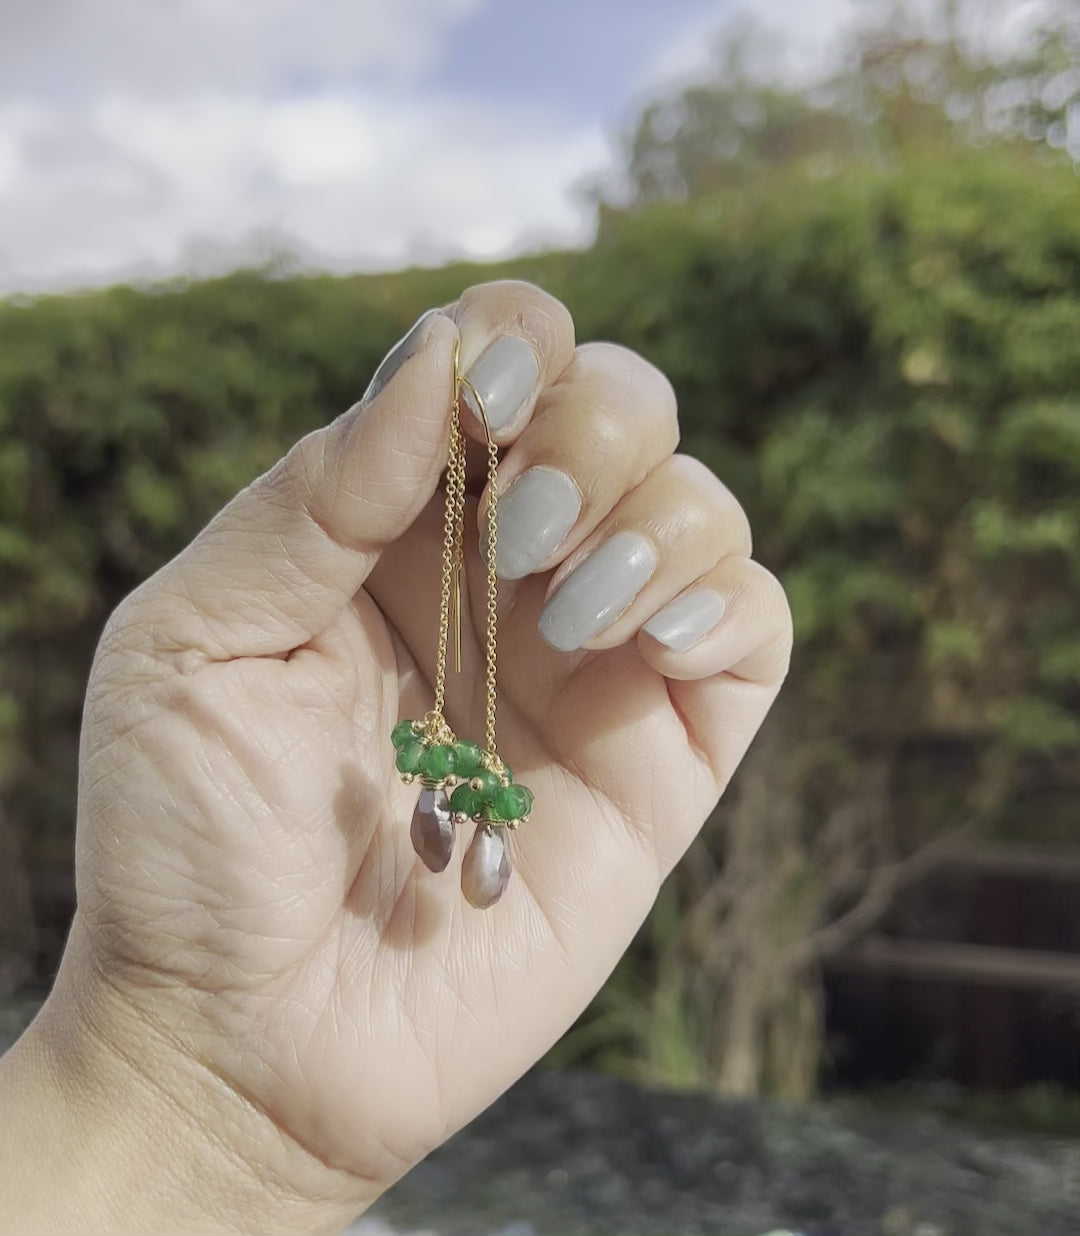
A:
[451,280,576,445]
[107,282,574,664]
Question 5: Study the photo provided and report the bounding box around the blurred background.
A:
[2,0,1079,1232]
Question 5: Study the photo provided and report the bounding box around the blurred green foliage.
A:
[2,147,1076,894]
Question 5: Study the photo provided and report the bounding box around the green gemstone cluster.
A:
[391,719,533,826]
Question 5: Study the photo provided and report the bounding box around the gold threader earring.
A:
[390,339,533,909]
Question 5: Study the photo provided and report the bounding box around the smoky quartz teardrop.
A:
[461,824,511,909]
[410,787,455,873]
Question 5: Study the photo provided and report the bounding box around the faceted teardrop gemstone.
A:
[461,825,511,909]
[410,787,455,873]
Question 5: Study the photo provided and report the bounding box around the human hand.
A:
[1,281,791,1234]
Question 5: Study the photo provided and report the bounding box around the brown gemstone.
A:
[410,787,455,873]
[461,825,511,909]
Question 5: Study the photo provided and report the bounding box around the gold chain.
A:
[482,434,499,756]
[453,354,501,760]
[433,341,501,761]
[432,368,466,720]
[451,394,467,677]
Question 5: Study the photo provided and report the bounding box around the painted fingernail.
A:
[490,467,582,580]
[643,590,727,652]
[460,336,539,432]
[361,309,440,405]
[538,532,658,653]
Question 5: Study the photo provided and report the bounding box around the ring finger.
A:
[532,453,752,654]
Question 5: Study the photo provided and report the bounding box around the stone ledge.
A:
[355,1069,1080,1236]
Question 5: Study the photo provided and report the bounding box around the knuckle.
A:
[667,454,753,553]
[456,279,575,364]
[90,583,181,688]
[97,595,137,657]
[259,428,339,533]
[576,399,627,461]
[573,342,679,430]
[751,562,795,652]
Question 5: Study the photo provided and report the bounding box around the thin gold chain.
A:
[434,342,501,762]
[451,396,467,676]
[482,434,499,757]
[454,363,501,761]
[432,371,466,720]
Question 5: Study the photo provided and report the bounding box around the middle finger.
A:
[478,342,680,581]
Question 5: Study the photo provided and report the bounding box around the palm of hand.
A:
[76,494,729,1189]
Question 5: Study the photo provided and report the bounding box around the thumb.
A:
[124,308,459,659]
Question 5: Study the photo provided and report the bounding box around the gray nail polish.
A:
[539,532,658,653]
[362,309,439,405]
[460,336,539,431]
[492,467,582,580]
[643,590,727,652]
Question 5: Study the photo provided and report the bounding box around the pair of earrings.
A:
[390,342,533,909]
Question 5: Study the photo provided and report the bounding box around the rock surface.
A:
[351,1069,1080,1236]
[4,1001,1078,1235]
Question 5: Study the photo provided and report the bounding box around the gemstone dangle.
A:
[390,338,533,908]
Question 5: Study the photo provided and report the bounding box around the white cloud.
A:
[8,0,961,294]
[0,0,486,99]
[0,88,607,292]
[0,0,616,293]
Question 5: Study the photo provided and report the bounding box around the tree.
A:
[564,21,1080,1086]
[610,0,1080,212]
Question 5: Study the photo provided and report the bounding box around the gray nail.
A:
[460,336,539,432]
[491,467,582,580]
[361,309,439,405]
[539,532,658,653]
[643,590,727,652]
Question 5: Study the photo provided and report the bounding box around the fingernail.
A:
[460,336,539,432]
[362,309,439,405]
[643,590,727,652]
[538,532,658,653]
[490,467,582,580]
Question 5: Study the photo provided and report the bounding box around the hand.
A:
[1,281,791,1234]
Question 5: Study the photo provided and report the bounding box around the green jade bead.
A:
[391,719,419,749]
[449,784,484,818]
[492,783,533,823]
[453,741,485,779]
[472,769,502,801]
[421,743,457,782]
[396,739,426,775]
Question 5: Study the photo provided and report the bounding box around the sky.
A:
[0,0,872,294]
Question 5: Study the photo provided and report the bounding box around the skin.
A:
[0,281,792,1235]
